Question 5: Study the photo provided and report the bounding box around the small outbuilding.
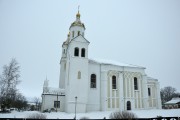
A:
[164,97,180,109]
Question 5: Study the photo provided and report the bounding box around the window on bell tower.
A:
[81,48,85,57]
[72,31,74,38]
[74,47,79,56]
[78,31,80,36]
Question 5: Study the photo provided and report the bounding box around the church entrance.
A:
[127,101,131,110]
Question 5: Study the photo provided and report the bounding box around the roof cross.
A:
[78,5,80,13]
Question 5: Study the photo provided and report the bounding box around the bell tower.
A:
[59,9,90,113]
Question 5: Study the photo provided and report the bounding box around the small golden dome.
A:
[76,11,80,18]
[68,32,70,37]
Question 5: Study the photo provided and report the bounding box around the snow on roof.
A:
[43,87,65,95]
[89,58,145,68]
[164,97,180,104]
[147,76,158,81]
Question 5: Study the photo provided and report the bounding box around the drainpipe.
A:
[99,63,102,110]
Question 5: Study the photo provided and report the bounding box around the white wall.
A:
[87,61,148,111]
[41,94,65,112]
[87,62,101,111]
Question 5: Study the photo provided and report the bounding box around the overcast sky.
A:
[0,0,180,98]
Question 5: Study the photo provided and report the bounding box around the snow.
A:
[165,98,180,104]
[147,76,158,80]
[43,87,65,94]
[89,58,145,69]
[0,109,180,119]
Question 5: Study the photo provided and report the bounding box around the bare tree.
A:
[14,92,27,111]
[34,97,41,111]
[0,58,21,110]
[160,86,179,104]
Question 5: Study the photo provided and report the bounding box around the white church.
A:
[41,11,162,113]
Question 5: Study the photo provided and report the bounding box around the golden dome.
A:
[76,11,80,18]
[68,32,70,37]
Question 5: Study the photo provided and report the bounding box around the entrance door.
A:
[127,101,131,110]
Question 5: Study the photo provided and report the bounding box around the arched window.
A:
[134,77,138,90]
[74,47,79,56]
[127,101,131,110]
[90,74,96,88]
[78,31,80,36]
[112,76,116,89]
[78,71,81,79]
[81,48,85,57]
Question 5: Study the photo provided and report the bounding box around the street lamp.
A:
[74,96,77,119]
[56,93,58,112]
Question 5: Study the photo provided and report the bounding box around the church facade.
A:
[41,11,162,113]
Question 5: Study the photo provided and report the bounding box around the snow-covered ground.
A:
[0,109,179,119]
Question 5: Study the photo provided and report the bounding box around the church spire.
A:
[43,77,49,89]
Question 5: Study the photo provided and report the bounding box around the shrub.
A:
[109,111,137,119]
[157,115,162,118]
[27,113,47,119]
[79,116,90,119]
[43,109,51,113]
[50,108,55,112]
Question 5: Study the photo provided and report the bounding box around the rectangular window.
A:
[54,101,60,108]
[78,71,81,79]
[148,88,151,96]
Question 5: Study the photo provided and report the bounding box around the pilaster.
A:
[119,72,124,111]
[156,81,162,109]
[142,75,148,109]
[100,71,108,111]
